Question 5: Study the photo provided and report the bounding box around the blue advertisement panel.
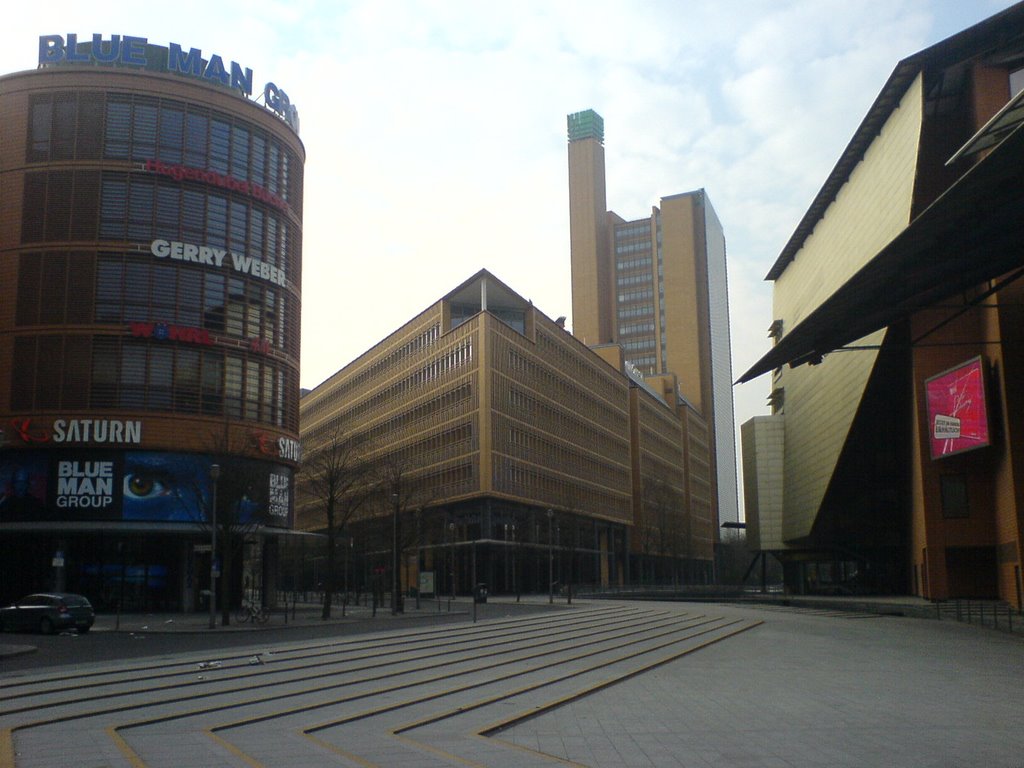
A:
[0,451,292,527]
[0,453,49,519]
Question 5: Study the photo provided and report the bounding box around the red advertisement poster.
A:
[925,357,991,459]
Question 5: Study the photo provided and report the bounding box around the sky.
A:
[4,0,1018,515]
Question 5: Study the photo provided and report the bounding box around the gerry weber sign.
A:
[38,34,300,133]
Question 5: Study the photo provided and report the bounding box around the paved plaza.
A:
[1,598,1022,767]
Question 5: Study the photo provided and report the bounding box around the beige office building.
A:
[298,271,716,596]
[567,110,738,530]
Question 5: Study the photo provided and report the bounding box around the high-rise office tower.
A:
[567,109,739,526]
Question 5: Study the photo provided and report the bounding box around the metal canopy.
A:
[947,86,1024,164]
[737,119,1024,384]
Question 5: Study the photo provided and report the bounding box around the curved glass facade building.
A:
[0,36,304,612]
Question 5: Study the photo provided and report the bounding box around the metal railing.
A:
[935,599,1020,634]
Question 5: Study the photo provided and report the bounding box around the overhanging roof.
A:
[738,119,1024,383]
[766,3,1024,281]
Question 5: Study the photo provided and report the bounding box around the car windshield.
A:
[62,595,91,607]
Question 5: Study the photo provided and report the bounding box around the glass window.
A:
[231,125,249,181]
[182,189,205,242]
[207,195,227,247]
[175,348,200,413]
[941,475,970,519]
[225,355,243,417]
[127,177,155,241]
[249,207,264,260]
[268,142,280,194]
[203,272,225,331]
[90,337,118,407]
[131,101,158,162]
[210,117,230,173]
[179,270,202,326]
[201,350,222,415]
[157,104,184,163]
[184,111,208,168]
[100,176,127,240]
[229,200,247,251]
[151,264,176,314]
[120,343,147,408]
[96,258,123,322]
[155,185,180,241]
[245,361,260,420]
[53,96,77,161]
[124,262,150,321]
[29,98,52,161]
[149,346,173,410]
[251,131,266,187]
[104,99,131,159]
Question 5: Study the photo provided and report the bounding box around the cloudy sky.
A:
[4,0,1017,512]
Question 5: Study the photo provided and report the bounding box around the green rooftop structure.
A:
[567,109,604,144]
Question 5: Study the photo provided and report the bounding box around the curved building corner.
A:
[0,33,304,613]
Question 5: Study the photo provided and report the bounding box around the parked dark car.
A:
[0,593,95,634]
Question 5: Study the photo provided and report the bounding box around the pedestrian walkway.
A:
[2,598,1023,767]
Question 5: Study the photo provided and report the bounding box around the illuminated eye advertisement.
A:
[122,452,211,522]
[925,356,992,459]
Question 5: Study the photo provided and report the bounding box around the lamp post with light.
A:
[547,509,554,604]
[391,493,400,615]
[449,521,456,601]
[208,463,220,629]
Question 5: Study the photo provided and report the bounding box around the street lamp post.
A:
[547,509,554,604]
[208,463,220,630]
[343,533,352,617]
[449,521,456,602]
[391,493,399,616]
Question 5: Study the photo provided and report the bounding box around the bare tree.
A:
[299,426,374,619]
[212,453,272,626]
[374,454,438,614]
[158,441,269,625]
[641,472,685,585]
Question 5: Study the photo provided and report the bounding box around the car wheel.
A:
[39,617,55,635]
[78,626,91,634]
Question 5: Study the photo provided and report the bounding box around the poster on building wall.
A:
[925,356,992,459]
[0,450,294,525]
[0,453,49,520]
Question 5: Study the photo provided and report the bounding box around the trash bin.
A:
[474,583,488,603]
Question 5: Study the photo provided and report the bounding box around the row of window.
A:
[493,456,631,521]
[616,256,653,271]
[15,251,298,356]
[501,342,629,435]
[10,334,297,429]
[339,340,475,427]
[28,91,301,213]
[21,171,300,279]
[618,305,655,320]
[98,173,294,271]
[619,321,656,336]
[622,338,656,352]
[502,382,629,464]
[616,272,653,288]
[311,322,442,414]
[385,422,475,474]
[501,422,630,491]
[533,328,628,407]
[618,289,654,303]
[628,355,658,372]
[305,381,474,452]
[614,239,652,256]
[615,222,651,239]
